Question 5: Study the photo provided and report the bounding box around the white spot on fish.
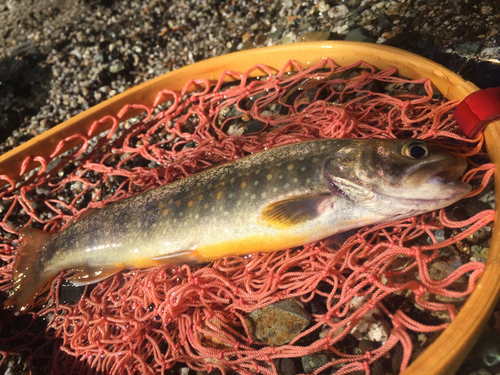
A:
[267,174,272,180]
[251,194,256,199]
[195,214,199,219]
[287,164,294,170]
[306,178,311,183]
[229,193,233,198]
[278,175,283,179]
[277,162,282,167]
[245,192,249,196]
[179,212,184,217]
[298,157,305,161]
[284,183,290,189]
[293,178,298,183]
[236,201,241,206]
[261,192,267,198]
[301,167,306,172]
[254,180,259,186]
[273,187,278,193]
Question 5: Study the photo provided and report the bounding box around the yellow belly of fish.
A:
[192,231,311,263]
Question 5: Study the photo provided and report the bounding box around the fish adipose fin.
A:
[258,195,330,230]
[4,228,52,314]
[70,264,125,286]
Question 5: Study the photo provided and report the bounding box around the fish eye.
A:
[402,141,430,159]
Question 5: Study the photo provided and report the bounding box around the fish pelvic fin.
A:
[4,228,52,314]
[258,195,330,230]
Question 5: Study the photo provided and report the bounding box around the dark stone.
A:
[465,199,491,218]
[377,14,392,29]
[242,119,266,134]
[59,281,85,304]
[274,358,300,375]
[345,27,375,43]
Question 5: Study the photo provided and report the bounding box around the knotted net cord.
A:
[0,59,494,374]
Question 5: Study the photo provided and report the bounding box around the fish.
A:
[5,138,471,313]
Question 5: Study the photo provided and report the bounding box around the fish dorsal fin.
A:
[70,264,125,286]
[330,177,374,201]
[258,195,329,230]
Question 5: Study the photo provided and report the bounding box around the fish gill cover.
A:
[0,59,494,374]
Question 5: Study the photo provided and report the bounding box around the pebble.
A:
[301,352,329,373]
[328,5,349,19]
[248,298,310,346]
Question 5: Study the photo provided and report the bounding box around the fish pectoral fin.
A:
[258,195,330,230]
[70,264,125,286]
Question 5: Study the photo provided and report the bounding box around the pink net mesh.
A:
[0,59,494,374]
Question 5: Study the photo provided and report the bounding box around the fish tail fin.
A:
[4,228,51,314]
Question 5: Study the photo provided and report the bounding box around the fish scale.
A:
[5,138,471,313]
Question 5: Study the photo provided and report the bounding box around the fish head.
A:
[323,139,471,214]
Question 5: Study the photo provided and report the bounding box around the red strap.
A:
[454,87,500,138]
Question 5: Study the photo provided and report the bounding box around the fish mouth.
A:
[423,156,468,186]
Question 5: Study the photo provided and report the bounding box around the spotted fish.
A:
[6,139,471,313]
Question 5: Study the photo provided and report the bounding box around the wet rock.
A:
[302,352,328,373]
[466,329,500,368]
[248,298,310,346]
[345,27,375,43]
[298,31,331,43]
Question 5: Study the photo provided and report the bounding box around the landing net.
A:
[0,58,494,375]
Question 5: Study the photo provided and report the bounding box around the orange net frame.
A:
[0,59,495,375]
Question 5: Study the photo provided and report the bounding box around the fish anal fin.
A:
[78,207,99,221]
[70,264,125,286]
[259,195,330,230]
[4,228,52,314]
[151,250,200,265]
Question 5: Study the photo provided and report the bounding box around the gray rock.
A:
[248,298,310,346]
[454,42,481,58]
[345,27,375,43]
[479,47,500,63]
[302,352,329,373]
